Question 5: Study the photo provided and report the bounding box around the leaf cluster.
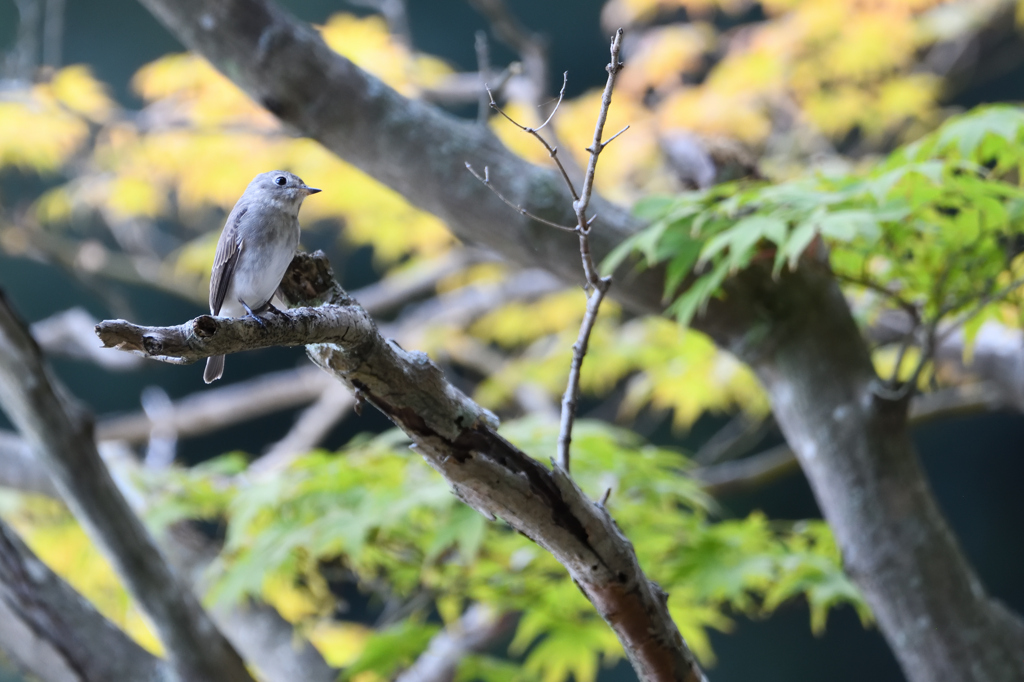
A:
[142,420,866,680]
[607,105,1024,357]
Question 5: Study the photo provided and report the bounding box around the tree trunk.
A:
[698,260,1024,682]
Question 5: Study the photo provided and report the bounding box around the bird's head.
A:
[248,170,321,210]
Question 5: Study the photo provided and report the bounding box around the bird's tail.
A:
[204,355,225,384]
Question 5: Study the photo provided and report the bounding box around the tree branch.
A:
[695,381,1014,497]
[0,518,171,682]
[0,292,254,682]
[133,0,662,314]
[95,366,330,444]
[96,251,708,682]
[0,434,337,682]
[554,31,622,473]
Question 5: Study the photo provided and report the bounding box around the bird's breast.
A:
[231,219,300,310]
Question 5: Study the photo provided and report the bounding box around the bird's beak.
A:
[303,186,321,195]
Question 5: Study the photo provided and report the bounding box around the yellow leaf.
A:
[658,88,771,145]
[308,621,374,667]
[318,13,452,95]
[619,24,715,97]
[0,98,88,172]
[35,186,74,224]
[262,573,321,622]
[470,290,587,348]
[49,65,116,122]
[107,175,167,220]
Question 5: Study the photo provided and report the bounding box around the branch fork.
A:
[470,29,626,474]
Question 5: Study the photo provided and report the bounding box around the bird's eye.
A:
[274,176,287,186]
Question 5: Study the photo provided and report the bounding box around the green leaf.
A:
[698,215,787,268]
[343,619,440,679]
[781,216,820,271]
[661,233,704,300]
[817,210,881,243]
[457,655,529,682]
[668,260,731,326]
[936,106,1024,159]
[600,231,645,275]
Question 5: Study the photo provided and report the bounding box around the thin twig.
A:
[468,0,548,108]
[836,273,920,323]
[467,31,626,474]
[598,124,630,149]
[556,29,624,473]
[937,275,1024,344]
[474,30,491,124]
[465,163,577,231]
[486,74,579,199]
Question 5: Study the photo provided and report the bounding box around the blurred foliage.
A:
[134,421,865,681]
[0,492,162,655]
[602,0,987,153]
[607,105,1024,374]
[1,0,1021,679]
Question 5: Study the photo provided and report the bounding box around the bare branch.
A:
[485,74,579,200]
[419,65,518,106]
[488,71,566,134]
[0,430,60,497]
[696,381,1012,497]
[355,248,499,313]
[693,413,773,465]
[94,303,366,365]
[251,384,354,475]
[0,292,253,682]
[574,30,623,235]
[0,434,337,682]
[475,30,491,124]
[468,0,548,108]
[600,124,630,149]
[4,0,41,81]
[557,285,608,472]
[31,308,145,371]
[95,251,708,682]
[465,163,577,231]
[556,30,623,473]
[96,366,330,443]
[41,0,64,67]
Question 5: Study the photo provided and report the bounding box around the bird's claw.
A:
[240,301,269,331]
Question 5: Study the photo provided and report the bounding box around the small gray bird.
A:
[204,170,320,384]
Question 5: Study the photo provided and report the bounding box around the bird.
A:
[203,170,320,384]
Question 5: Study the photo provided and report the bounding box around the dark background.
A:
[0,1,1022,681]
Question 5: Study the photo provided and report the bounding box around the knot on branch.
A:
[192,316,219,338]
[279,250,353,307]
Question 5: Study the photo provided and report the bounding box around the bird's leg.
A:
[239,300,268,330]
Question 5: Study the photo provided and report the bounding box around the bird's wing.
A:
[209,206,247,315]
